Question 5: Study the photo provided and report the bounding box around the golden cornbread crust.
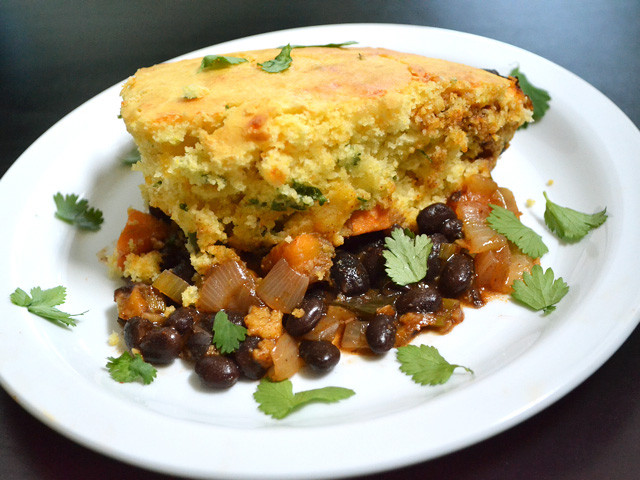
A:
[120,47,531,265]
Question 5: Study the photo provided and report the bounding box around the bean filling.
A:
[113,193,499,389]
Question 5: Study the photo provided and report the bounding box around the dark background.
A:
[1,1,638,479]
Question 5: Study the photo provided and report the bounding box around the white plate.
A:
[1,23,639,480]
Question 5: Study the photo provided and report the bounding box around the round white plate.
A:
[1,24,639,480]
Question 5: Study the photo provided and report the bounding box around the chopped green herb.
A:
[383,228,431,286]
[53,193,104,231]
[511,265,569,314]
[187,232,199,253]
[254,378,355,419]
[199,55,248,72]
[291,180,327,205]
[212,311,247,354]
[106,351,157,385]
[417,150,432,162]
[259,44,293,73]
[397,345,473,386]
[486,204,548,258]
[121,148,141,166]
[288,41,357,49]
[510,67,551,126]
[543,192,607,242]
[10,286,84,327]
[179,203,189,211]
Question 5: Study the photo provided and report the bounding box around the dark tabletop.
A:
[1,1,639,479]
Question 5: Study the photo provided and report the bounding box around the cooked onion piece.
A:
[257,258,309,313]
[152,270,190,303]
[198,260,259,313]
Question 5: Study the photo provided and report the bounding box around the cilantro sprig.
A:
[486,204,548,258]
[383,228,432,286]
[259,44,293,73]
[106,351,157,385]
[53,193,104,231]
[254,378,355,419]
[397,345,473,386]
[543,192,607,242]
[10,286,84,327]
[510,67,551,126]
[121,147,141,166]
[511,265,569,315]
[288,41,357,49]
[199,55,248,72]
[212,311,247,354]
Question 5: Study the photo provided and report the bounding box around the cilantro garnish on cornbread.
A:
[510,67,551,125]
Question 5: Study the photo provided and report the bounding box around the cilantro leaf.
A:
[106,352,157,385]
[486,204,548,258]
[510,67,551,126]
[511,264,569,314]
[254,378,355,419]
[10,286,83,327]
[396,345,473,386]
[543,192,607,242]
[121,147,141,166]
[53,193,104,231]
[290,180,327,206]
[259,44,293,73]
[199,55,248,72]
[288,41,357,49]
[383,228,432,286]
[212,311,247,354]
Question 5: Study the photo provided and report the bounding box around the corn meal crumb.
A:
[525,198,536,207]
[245,306,284,339]
[547,179,554,186]
[108,331,121,347]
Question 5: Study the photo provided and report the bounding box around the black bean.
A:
[185,327,213,360]
[441,218,464,241]
[164,307,195,334]
[232,336,266,380]
[439,253,475,297]
[197,312,216,332]
[395,284,443,314]
[225,311,246,328]
[299,340,340,372]
[416,203,457,235]
[356,239,387,284]
[123,317,154,351]
[283,296,326,337]
[195,356,240,388]
[365,314,396,353]
[330,250,370,296]
[138,327,183,364]
[304,282,336,303]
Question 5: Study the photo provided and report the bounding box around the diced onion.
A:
[268,332,302,381]
[340,320,368,350]
[457,201,508,253]
[302,316,341,342]
[152,270,190,303]
[474,245,511,293]
[256,258,309,313]
[198,260,258,313]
